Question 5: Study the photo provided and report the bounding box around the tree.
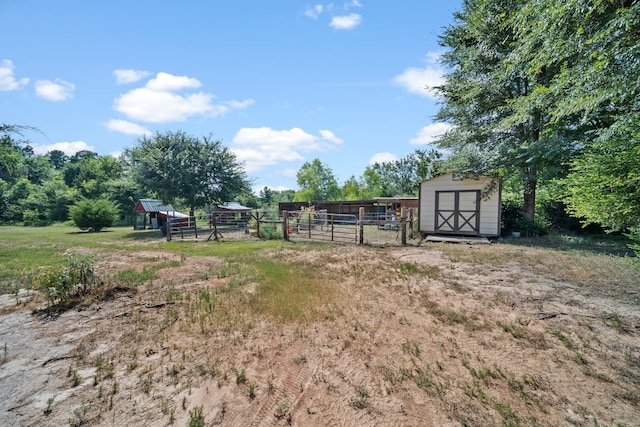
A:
[126,130,251,214]
[47,150,68,170]
[509,0,640,232]
[434,0,578,222]
[294,159,340,201]
[362,149,441,197]
[69,199,118,232]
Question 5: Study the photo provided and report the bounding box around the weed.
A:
[401,340,420,358]
[69,369,80,387]
[187,405,205,427]
[274,402,290,419]
[349,385,374,413]
[68,405,91,427]
[141,374,152,394]
[44,396,54,414]
[267,380,276,394]
[548,328,576,349]
[603,312,624,332]
[247,384,256,400]
[414,367,443,397]
[574,352,588,365]
[494,400,521,427]
[497,320,526,339]
[236,369,246,385]
[166,364,179,385]
[293,355,307,365]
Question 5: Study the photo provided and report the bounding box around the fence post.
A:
[308,213,312,239]
[331,215,334,241]
[283,211,289,241]
[194,215,198,239]
[359,207,364,244]
[401,207,407,245]
[256,212,261,238]
[166,218,171,241]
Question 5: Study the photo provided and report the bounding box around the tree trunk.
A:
[522,168,536,222]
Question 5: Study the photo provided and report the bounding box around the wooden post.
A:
[401,207,407,245]
[283,211,289,241]
[331,215,334,241]
[166,218,171,241]
[194,215,198,239]
[308,213,312,239]
[255,212,261,238]
[359,207,364,244]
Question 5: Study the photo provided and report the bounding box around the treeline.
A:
[0,126,442,228]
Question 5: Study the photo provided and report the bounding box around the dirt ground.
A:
[1,242,639,426]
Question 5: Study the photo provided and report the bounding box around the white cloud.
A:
[231,127,343,173]
[409,123,453,145]
[145,72,201,91]
[110,151,123,158]
[0,59,29,91]
[32,140,95,156]
[34,79,75,101]
[281,169,298,178]
[113,69,150,84]
[113,72,253,123]
[330,13,362,30]
[392,52,444,99]
[368,152,399,165]
[104,119,153,136]
[305,4,323,19]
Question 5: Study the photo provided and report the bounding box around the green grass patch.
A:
[249,258,338,322]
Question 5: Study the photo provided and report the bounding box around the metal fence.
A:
[284,210,358,244]
[165,208,419,246]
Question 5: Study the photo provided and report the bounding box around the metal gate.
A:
[435,190,480,234]
[285,210,358,244]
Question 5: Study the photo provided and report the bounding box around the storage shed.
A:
[419,173,501,237]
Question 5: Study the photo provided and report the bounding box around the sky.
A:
[1,1,461,193]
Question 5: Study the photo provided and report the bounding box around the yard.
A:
[0,226,638,426]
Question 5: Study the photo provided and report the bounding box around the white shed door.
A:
[435,190,480,234]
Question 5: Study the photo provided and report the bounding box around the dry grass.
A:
[0,232,639,426]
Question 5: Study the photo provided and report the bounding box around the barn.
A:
[418,172,501,237]
[133,199,189,230]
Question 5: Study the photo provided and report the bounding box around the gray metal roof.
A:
[134,199,176,213]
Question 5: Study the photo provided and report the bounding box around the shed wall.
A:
[419,174,501,236]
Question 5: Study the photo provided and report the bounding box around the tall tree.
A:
[294,159,340,201]
[126,130,250,214]
[509,0,640,231]
[435,0,578,221]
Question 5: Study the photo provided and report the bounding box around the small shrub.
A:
[69,199,118,232]
[188,405,205,427]
[31,252,95,311]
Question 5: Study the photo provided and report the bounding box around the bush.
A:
[69,199,118,232]
[31,252,96,312]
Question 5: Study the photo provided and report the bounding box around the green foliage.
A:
[295,158,340,201]
[363,149,442,197]
[434,0,639,228]
[126,130,250,212]
[69,199,118,232]
[31,252,95,311]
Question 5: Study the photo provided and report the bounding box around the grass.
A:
[1,224,639,425]
[0,225,289,294]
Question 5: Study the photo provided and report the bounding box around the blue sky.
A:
[1,1,460,192]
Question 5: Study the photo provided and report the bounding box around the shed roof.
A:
[134,199,177,213]
[217,202,252,211]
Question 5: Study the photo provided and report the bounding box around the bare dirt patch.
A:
[1,243,638,426]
